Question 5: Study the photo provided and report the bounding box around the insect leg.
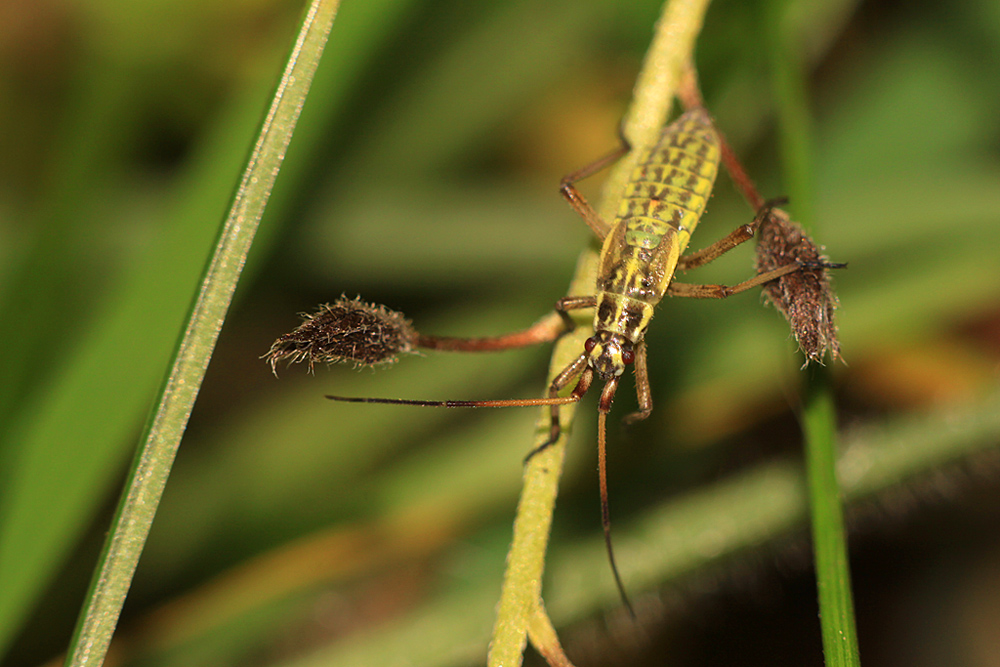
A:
[676,198,788,271]
[668,261,828,299]
[524,356,593,462]
[622,341,652,425]
[416,312,566,353]
[554,294,597,332]
[534,296,599,447]
[555,295,598,310]
[417,296,597,353]
[560,144,628,240]
[677,62,766,210]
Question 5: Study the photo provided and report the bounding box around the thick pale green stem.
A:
[487,1,713,665]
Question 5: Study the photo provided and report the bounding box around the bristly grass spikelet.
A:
[264,296,417,374]
[755,209,844,365]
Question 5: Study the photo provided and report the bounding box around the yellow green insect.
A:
[270,107,837,610]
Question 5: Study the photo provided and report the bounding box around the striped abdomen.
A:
[593,108,721,345]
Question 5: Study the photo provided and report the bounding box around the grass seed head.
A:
[755,209,842,365]
[264,296,417,374]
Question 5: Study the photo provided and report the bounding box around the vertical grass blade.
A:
[62,1,341,665]
[765,0,861,663]
[805,367,862,666]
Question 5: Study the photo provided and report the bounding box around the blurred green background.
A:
[2,0,999,665]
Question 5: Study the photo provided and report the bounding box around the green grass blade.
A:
[62,2,341,664]
[805,367,862,666]
[766,0,861,662]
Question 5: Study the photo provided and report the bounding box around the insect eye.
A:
[584,337,597,353]
[621,348,635,365]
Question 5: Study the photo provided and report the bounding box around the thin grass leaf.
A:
[765,0,861,663]
[0,49,286,662]
[805,367,861,666]
[62,2,342,664]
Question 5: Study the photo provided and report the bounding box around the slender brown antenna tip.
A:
[598,409,636,619]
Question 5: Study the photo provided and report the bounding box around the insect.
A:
[307,108,831,611]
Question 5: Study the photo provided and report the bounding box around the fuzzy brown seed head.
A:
[264,296,417,374]
[755,209,842,365]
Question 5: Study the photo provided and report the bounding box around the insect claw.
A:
[797,259,848,271]
[523,439,552,464]
[621,409,652,425]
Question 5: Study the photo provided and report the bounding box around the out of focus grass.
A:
[1,0,999,666]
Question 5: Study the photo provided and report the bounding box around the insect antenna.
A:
[597,377,636,618]
[324,395,580,409]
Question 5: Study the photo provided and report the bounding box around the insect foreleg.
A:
[554,294,597,333]
[524,354,593,462]
[622,341,653,425]
[555,295,598,311]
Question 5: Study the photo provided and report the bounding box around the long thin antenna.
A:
[597,386,636,618]
[324,395,580,408]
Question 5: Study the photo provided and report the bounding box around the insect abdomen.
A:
[618,108,720,252]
